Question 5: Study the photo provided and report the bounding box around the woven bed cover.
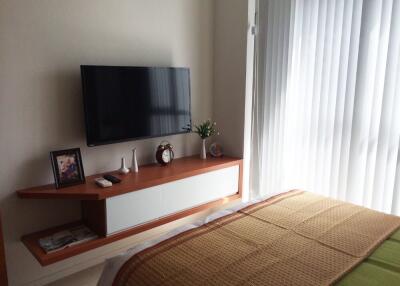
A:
[112,191,400,286]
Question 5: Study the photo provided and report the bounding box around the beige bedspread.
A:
[113,191,400,286]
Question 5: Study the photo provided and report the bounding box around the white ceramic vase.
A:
[131,148,139,173]
[118,157,130,174]
[200,139,207,159]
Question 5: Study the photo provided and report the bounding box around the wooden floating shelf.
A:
[18,155,243,266]
[17,156,242,200]
[22,193,241,266]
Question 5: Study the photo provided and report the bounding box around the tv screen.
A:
[81,66,191,146]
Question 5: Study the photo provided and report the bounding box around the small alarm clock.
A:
[209,142,223,157]
[156,141,174,165]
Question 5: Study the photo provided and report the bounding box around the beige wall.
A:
[0,0,215,285]
[0,0,250,285]
[213,0,249,157]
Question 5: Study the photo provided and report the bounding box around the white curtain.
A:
[251,0,400,215]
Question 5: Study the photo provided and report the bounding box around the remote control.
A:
[95,178,112,188]
[103,174,122,184]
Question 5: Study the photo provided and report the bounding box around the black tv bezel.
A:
[81,65,192,147]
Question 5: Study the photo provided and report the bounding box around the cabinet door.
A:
[160,165,239,215]
[106,185,163,235]
[106,166,239,235]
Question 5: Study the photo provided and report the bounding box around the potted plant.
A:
[187,120,218,159]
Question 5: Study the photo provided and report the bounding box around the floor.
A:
[46,264,104,286]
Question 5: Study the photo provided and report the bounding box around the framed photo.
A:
[50,148,85,189]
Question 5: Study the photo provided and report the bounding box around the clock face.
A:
[162,150,171,163]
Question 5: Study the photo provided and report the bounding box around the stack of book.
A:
[39,225,97,253]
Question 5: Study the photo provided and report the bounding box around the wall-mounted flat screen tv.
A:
[81,66,191,146]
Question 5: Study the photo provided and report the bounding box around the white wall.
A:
[0,0,214,285]
[213,0,249,157]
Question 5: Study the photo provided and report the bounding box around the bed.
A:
[98,190,400,286]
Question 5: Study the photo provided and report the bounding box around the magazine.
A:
[39,225,98,253]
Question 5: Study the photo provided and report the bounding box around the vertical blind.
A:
[251,0,400,215]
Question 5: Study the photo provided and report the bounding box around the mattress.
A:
[98,191,400,286]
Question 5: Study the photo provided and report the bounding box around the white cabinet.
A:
[106,165,239,235]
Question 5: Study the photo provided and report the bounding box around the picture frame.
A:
[50,148,85,189]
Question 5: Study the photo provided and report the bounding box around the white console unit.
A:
[19,156,242,266]
[106,165,239,235]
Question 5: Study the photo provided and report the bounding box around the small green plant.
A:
[186,120,219,139]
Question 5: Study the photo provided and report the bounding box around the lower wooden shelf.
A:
[22,193,241,266]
